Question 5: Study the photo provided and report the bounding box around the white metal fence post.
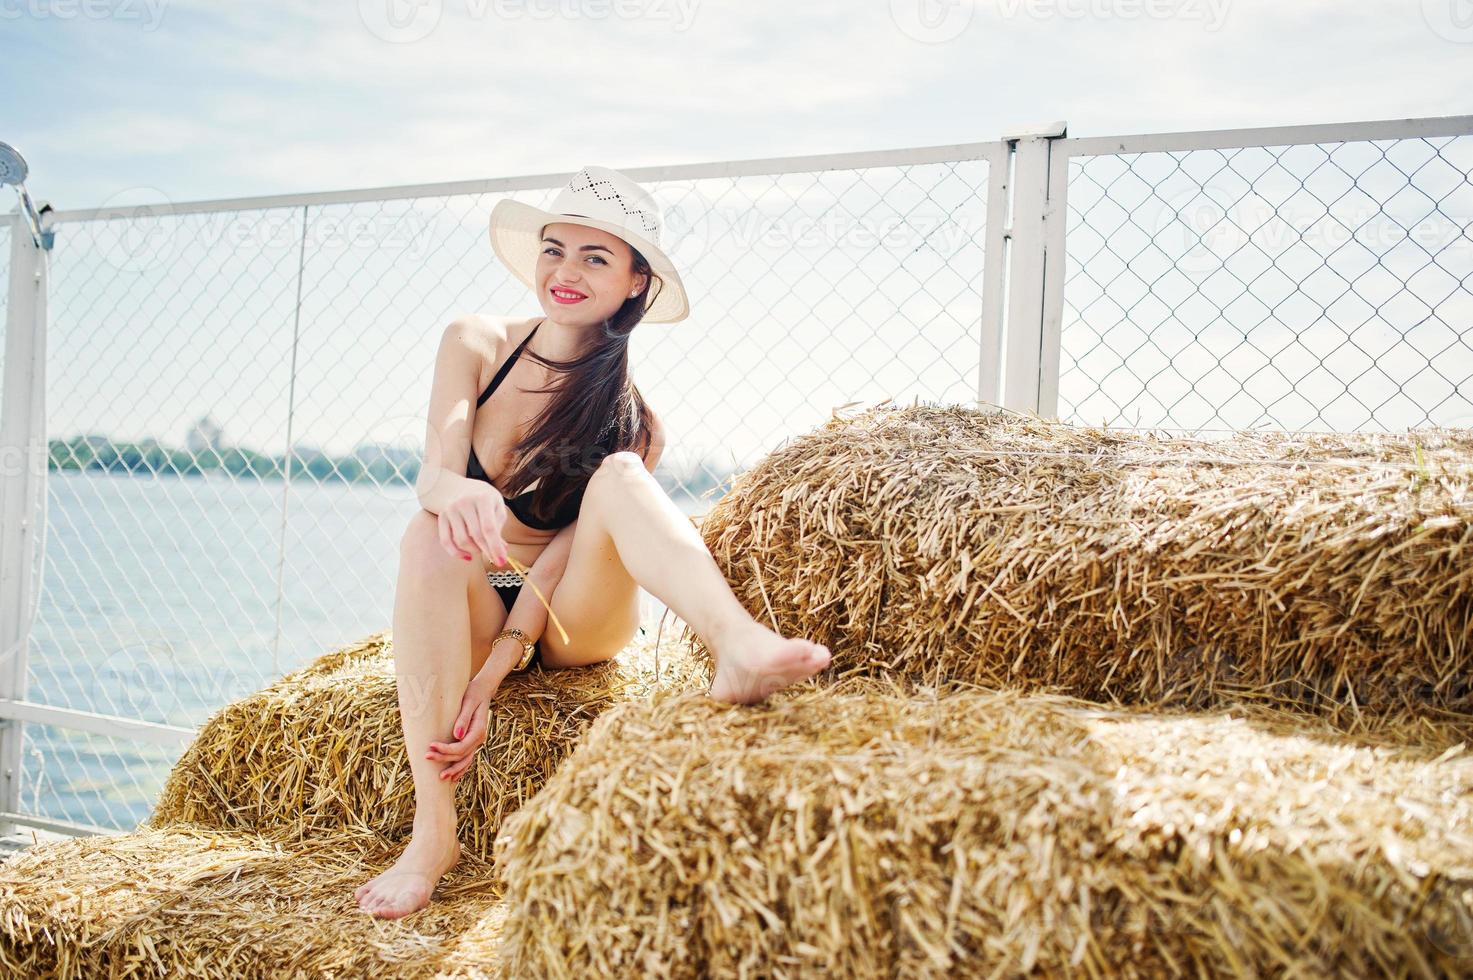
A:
[998,122,1068,417]
[0,210,51,840]
[976,141,1012,408]
[1037,129,1072,422]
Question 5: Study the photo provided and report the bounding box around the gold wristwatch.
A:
[496,627,537,672]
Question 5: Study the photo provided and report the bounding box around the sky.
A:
[2,0,1471,468]
[5,0,1470,209]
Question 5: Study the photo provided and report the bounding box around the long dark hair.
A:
[497,244,667,524]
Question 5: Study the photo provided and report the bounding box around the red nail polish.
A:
[455,727,462,738]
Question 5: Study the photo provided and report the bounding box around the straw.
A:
[7,400,1472,976]
[0,822,509,979]
[145,631,711,860]
[685,401,1473,735]
[494,677,1473,978]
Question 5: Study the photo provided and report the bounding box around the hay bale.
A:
[493,678,1473,978]
[0,822,509,978]
[147,629,710,859]
[690,402,1473,732]
[0,627,707,978]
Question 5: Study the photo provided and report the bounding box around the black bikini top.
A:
[465,320,588,532]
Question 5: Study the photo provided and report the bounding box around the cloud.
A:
[10,0,1469,206]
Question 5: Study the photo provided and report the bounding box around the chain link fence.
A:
[1056,126,1473,433]
[3,114,1470,836]
[4,145,1003,832]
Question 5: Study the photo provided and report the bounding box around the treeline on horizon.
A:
[47,436,734,501]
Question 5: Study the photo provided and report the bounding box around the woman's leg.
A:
[354,509,501,919]
[539,452,831,703]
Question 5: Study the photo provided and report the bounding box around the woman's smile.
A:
[550,285,587,305]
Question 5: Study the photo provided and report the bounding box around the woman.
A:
[355,166,833,919]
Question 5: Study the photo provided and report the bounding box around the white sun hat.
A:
[488,165,690,323]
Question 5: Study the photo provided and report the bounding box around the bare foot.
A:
[707,620,832,704]
[354,827,461,919]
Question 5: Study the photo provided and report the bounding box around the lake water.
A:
[16,470,701,832]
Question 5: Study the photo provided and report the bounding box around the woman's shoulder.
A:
[457,312,538,344]
[454,313,540,367]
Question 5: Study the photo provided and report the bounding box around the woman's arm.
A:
[471,519,577,687]
[416,315,502,516]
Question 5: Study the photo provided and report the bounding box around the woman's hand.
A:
[426,673,500,782]
[439,482,510,567]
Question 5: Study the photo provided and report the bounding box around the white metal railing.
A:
[1046,115,1473,431]
[1,112,1469,838]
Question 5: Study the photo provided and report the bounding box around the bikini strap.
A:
[476,320,542,407]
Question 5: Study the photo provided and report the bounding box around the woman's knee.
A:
[587,451,647,494]
[600,450,646,475]
[538,610,639,669]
